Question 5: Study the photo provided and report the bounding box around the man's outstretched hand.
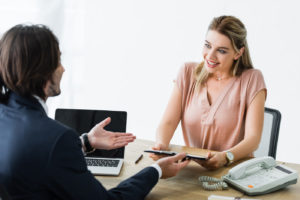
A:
[157,153,190,179]
[87,117,136,150]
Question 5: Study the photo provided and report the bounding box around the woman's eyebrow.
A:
[205,40,230,50]
[218,47,229,50]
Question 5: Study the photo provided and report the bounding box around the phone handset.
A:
[227,156,276,180]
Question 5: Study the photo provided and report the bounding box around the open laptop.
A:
[54,108,126,176]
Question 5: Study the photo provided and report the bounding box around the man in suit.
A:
[0,24,189,200]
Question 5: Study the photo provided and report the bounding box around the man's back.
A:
[0,92,79,198]
[0,92,159,200]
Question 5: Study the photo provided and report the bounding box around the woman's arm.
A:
[200,89,266,169]
[154,83,182,150]
[230,89,266,160]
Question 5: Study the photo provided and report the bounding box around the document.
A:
[208,195,261,200]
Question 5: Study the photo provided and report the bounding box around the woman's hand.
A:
[149,143,169,161]
[193,152,228,170]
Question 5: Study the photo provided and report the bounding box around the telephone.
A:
[223,156,298,196]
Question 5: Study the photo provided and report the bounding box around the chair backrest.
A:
[254,107,281,159]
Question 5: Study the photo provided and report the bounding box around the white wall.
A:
[1,0,300,164]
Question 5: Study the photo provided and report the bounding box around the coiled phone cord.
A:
[198,176,228,190]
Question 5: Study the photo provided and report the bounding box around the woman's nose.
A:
[206,49,216,60]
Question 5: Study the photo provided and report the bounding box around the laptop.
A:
[54,108,126,176]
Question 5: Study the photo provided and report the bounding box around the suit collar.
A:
[33,95,48,114]
[8,92,47,116]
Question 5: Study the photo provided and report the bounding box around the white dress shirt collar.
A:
[33,95,48,115]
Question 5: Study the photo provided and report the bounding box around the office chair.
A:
[0,184,11,200]
[254,107,281,159]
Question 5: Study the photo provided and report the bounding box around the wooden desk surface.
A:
[95,139,300,200]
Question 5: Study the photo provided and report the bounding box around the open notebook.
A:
[55,109,127,176]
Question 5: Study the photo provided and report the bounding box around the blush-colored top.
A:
[176,62,267,151]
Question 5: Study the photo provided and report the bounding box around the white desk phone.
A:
[199,156,298,196]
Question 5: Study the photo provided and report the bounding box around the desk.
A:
[96,139,300,200]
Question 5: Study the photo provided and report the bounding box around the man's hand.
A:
[157,153,190,179]
[87,117,136,150]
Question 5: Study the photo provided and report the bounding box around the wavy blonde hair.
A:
[194,15,253,91]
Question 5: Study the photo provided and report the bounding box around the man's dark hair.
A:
[0,24,60,103]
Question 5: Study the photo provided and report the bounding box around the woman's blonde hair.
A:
[194,15,253,91]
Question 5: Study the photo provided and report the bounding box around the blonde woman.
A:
[152,16,266,169]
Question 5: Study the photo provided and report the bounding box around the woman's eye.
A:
[218,49,227,54]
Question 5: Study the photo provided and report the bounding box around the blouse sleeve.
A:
[175,64,186,93]
[175,63,197,108]
[245,69,267,107]
[175,62,197,92]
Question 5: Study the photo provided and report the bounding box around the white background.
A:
[1,0,300,164]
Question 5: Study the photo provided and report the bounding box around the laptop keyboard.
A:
[86,158,120,167]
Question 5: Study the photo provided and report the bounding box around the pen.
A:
[135,154,143,164]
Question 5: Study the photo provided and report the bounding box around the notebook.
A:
[54,108,127,176]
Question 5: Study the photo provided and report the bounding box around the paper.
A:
[208,195,261,200]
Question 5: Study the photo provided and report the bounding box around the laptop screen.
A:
[55,109,126,158]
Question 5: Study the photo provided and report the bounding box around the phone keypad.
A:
[235,168,287,188]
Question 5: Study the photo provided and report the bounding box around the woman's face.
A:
[202,30,241,75]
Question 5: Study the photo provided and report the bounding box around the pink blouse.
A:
[176,62,267,151]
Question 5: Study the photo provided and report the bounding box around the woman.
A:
[152,15,266,169]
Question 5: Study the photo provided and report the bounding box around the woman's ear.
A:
[234,47,245,60]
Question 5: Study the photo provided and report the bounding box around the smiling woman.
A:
[195,15,253,90]
[203,31,241,82]
[151,15,267,170]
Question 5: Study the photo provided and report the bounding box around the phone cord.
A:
[198,176,228,190]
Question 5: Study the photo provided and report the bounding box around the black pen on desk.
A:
[135,154,143,164]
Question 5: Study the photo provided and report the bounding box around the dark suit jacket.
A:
[0,92,158,200]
